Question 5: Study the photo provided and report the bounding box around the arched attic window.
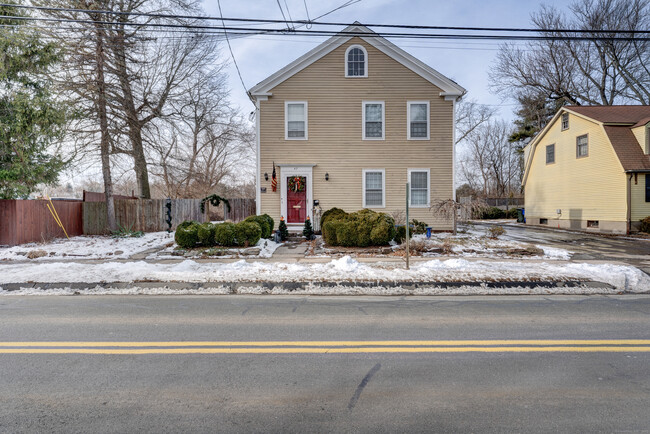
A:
[345,45,368,77]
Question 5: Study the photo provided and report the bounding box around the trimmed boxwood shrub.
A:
[321,207,348,227]
[235,221,262,247]
[245,215,272,239]
[371,215,396,245]
[214,222,237,246]
[261,214,274,235]
[197,222,216,246]
[322,220,342,246]
[175,220,200,248]
[336,221,359,247]
[321,209,396,247]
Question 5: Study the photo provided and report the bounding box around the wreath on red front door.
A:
[287,176,306,193]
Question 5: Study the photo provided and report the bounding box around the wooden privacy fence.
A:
[0,199,84,246]
[83,199,205,235]
[224,198,256,222]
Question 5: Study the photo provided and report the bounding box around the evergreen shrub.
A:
[175,220,200,248]
[197,222,216,246]
[214,222,237,246]
[235,221,262,247]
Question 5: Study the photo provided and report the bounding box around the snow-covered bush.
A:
[175,221,200,248]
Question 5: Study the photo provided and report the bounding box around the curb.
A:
[0,280,624,295]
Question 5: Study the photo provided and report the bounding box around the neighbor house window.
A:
[363,169,385,208]
[561,113,569,130]
[345,45,367,77]
[408,169,430,207]
[408,101,429,140]
[546,144,555,164]
[285,101,307,140]
[363,101,385,140]
[646,174,650,202]
[576,134,588,158]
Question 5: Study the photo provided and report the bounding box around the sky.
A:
[202,0,568,120]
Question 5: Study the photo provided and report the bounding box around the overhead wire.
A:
[216,0,251,103]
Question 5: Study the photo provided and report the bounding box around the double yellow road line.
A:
[1,340,649,354]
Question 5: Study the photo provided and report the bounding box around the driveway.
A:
[472,221,650,273]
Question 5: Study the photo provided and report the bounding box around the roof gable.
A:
[566,105,650,124]
[248,23,466,98]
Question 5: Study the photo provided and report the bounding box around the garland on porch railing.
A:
[200,194,231,213]
[288,176,306,193]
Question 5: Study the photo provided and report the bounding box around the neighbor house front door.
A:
[287,176,307,224]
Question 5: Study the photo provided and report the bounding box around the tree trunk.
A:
[94,20,117,232]
[113,31,151,199]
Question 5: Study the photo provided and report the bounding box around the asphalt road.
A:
[1,295,649,433]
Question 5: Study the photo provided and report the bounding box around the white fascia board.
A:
[249,23,466,97]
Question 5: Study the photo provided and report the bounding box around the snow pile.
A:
[0,256,648,292]
[0,232,174,261]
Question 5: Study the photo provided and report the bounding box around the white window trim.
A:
[408,168,430,208]
[407,101,430,140]
[362,169,386,208]
[362,101,385,140]
[561,113,569,131]
[285,101,308,141]
[344,44,368,78]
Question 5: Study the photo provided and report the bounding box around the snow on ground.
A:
[0,232,174,261]
[152,238,282,259]
[0,256,648,292]
[411,231,573,260]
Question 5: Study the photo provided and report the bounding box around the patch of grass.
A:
[111,223,144,238]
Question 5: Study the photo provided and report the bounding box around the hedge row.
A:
[479,207,518,219]
[322,209,396,247]
[175,214,274,248]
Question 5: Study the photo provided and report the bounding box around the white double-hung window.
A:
[408,169,430,207]
[408,101,429,140]
[363,169,385,208]
[363,101,385,140]
[285,101,307,140]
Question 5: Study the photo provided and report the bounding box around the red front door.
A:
[287,176,307,224]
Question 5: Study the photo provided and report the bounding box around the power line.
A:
[4,3,650,35]
[216,0,251,103]
[275,0,291,31]
[281,0,295,30]
[6,15,650,42]
[302,0,311,29]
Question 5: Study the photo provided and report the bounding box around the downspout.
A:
[627,173,633,235]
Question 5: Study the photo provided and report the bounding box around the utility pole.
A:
[406,182,410,270]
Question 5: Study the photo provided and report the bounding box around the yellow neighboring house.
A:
[248,23,465,231]
[522,105,650,234]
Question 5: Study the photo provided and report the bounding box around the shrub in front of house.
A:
[175,220,201,248]
[393,225,414,244]
[235,221,262,247]
[197,222,216,246]
[410,219,427,235]
[321,208,396,247]
[261,214,274,235]
[505,208,518,219]
[321,207,348,227]
[639,216,650,233]
[214,222,237,246]
[245,215,271,239]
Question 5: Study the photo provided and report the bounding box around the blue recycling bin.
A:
[426,227,432,239]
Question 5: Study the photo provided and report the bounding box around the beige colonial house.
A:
[522,105,650,234]
[249,23,465,231]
